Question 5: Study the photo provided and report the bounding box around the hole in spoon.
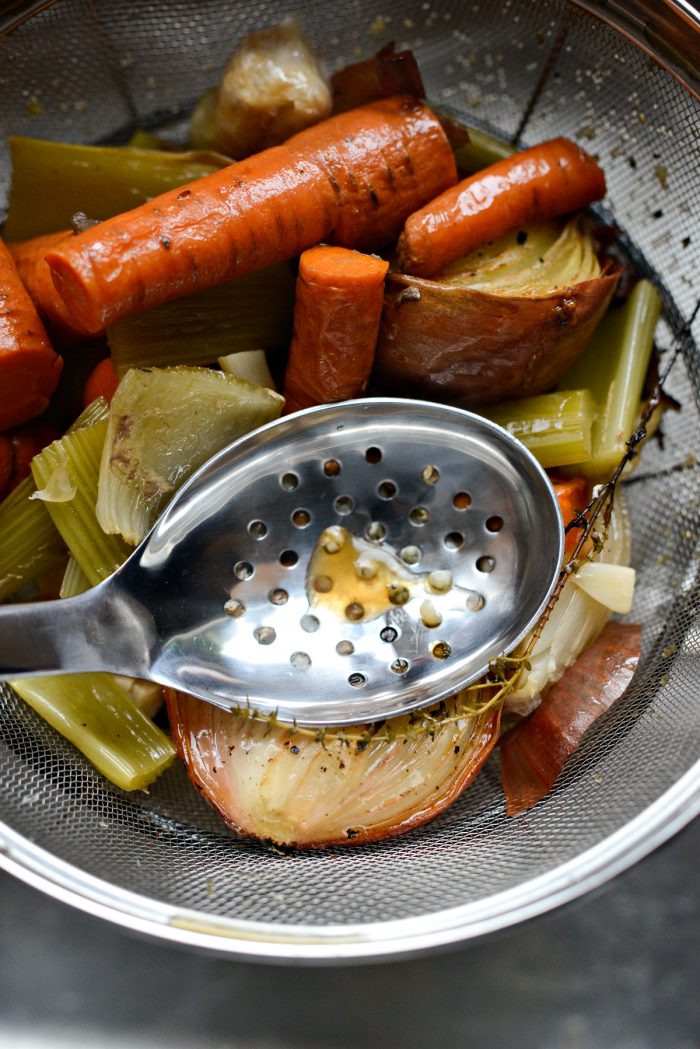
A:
[290,651,311,669]
[254,626,276,645]
[248,519,268,540]
[476,555,495,573]
[323,459,341,477]
[377,480,397,499]
[348,672,367,688]
[281,472,299,491]
[365,447,382,464]
[336,640,354,656]
[391,658,409,674]
[334,495,354,515]
[291,508,311,527]
[410,506,430,526]
[486,515,504,532]
[421,465,440,485]
[280,549,299,568]
[234,561,254,580]
[453,491,471,510]
[444,531,464,550]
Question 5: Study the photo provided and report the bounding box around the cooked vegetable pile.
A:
[0,21,668,846]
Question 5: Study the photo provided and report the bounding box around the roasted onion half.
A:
[375,218,620,408]
[165,692,500,847]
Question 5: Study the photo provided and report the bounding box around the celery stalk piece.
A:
[97,366,284,545]
[3,138,230,240]
[481,389,595,468]
[218,349,277,390]
[9,674,175,791]
[31,421,132,585]
[453,127,514,173]
[0,477,66,601]
[557,280,663,480]
[107,264,295,374]
[59,556,91,599]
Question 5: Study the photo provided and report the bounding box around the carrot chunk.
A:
[8,230,93,343]
[283,246,389,413]
[551,474,589,555]
[0,239,63,430]
[82,356,120,407]
[45,97,457,334]
[397,137,606,277]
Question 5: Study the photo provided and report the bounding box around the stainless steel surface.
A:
[0,400,563,726]
[3,819,700,1045]
[0,0,699,959]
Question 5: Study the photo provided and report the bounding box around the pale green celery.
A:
[440,217,601,295]
[3,137,230,240]
[453,127,514,173]
[31,422,132,585]
[0,477,66,601]
[107,265,295,374]
[482,389,595,468]
[97,366,284,544]
[9,675,175,791]
[59,557,90,599]
[557,280,663,479]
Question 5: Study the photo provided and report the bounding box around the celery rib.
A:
[557,280,662,479]
[0,477,66,601]
[481,389,595,468]
[9,675,175,791]
[31,421,132,586]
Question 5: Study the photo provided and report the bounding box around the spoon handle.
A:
[0,583,154,681]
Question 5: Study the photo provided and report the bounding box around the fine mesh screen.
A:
[0,0,698,938]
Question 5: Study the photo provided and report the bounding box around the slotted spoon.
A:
[0,398,563,726]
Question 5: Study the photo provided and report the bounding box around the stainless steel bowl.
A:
[1,0,699,961]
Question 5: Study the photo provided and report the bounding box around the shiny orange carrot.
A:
[397,137,606,277]
[46,97,456,334]
[283,246,389,413]
[0,239,63,430]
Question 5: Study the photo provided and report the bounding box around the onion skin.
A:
[500,621,641,816]
[165,690,501,847]
[374,267,619,408]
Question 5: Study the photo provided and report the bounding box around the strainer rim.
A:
[1,763,699,961]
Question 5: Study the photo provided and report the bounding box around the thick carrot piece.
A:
[551,473,589,555]
[397,137,606,278]
[7,420,61,491]
[283,246,389,413]
[83,357,120,407]
[0,239,63,431]
[46,97,456,334]
[8,230,93,344]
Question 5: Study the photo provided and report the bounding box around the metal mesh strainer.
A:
[0,0,698,961]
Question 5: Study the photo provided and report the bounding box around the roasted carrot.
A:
[0,239,63,431]
[551,473,589,555]
[8,420,61,491]
[8,230,93,343]
[46,97,456,334]
[283,246,389,413]
[83,356,120,407]
[331,44,425,114]
[397,137,606,277]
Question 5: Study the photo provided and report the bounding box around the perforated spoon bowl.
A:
[0,399,563,726]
